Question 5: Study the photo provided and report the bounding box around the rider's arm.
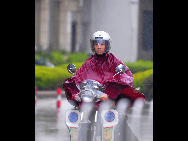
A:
[112,55,134,87]
[118,65,134,87]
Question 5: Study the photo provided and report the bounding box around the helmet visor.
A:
[93,39,106,45]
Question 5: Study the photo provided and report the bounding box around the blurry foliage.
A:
[133,69,153,90]
[133,69,153,101]
[67,52,89,63]
[35,51,66,65]
[35,54,40,59]
[124,60,153,74]
[35,65,71,90]
[50,51,66,65]
[35,63,85,90]
[35,51,89,66]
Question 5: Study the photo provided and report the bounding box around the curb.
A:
[36,90,66,97]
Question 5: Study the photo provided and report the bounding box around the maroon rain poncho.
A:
[63,53,145,106]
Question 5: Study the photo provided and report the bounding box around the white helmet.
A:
[90,31,112,53]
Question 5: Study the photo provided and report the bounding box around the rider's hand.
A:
[101,93,108,100]
[74,94,79,100]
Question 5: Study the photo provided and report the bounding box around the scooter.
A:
[64,64,132,141]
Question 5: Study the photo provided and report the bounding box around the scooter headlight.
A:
[81,90,95,102]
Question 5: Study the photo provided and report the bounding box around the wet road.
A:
[35,97,153,141]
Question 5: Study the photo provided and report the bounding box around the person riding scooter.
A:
[63,31,145,108]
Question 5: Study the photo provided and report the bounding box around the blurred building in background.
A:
[35,0,153,62]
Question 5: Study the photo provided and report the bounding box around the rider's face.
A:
[94,42,106,55]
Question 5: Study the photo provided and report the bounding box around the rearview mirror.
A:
[113,64,126,79]
[67,64,76,75]
[116,64,126,74]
